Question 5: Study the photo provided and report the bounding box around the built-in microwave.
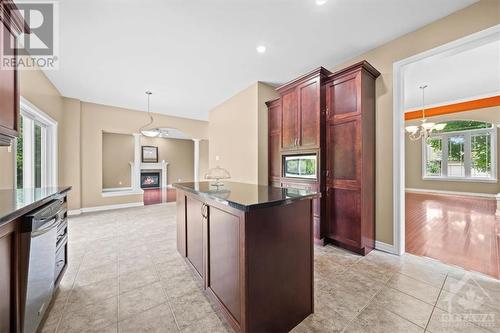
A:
[283,154,317,179]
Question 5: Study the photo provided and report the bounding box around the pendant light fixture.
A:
[405,85,446,141]
[139,91,160,137]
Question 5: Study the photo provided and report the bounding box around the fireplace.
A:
[141,171,160,189]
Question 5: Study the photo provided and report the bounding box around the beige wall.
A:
[0,64,209,210]
[141,137,198,184]
[102,132,134,188]
[208,82,278,184]
[405,107,500,194]
[199,139,209,180]
[80,102,208,208]
[326,0,500,244]
[60,98,82,209]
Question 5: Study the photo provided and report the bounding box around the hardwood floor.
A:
[143,188,176,205]
[406,192,500,279]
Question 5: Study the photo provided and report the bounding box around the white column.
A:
[496,193,500,218]
[193,139,201,183]
[133,133,142,191]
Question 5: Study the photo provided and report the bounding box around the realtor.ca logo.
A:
[1,1,59,70]
[440,273,496,329]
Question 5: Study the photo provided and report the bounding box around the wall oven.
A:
[283,154,317,180]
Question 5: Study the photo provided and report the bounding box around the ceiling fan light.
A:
[141,129,160,137]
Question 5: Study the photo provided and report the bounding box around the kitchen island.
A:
[173,181,318,333]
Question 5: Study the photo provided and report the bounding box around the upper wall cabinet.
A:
[277,68,330,151]
[0,0,28,146]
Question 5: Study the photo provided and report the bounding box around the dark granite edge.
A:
[173,183,319,212]
[0,186,72,226]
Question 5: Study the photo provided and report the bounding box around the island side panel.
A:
[176,190,186,257]
[206,206,242,324]
[245,199,314,333]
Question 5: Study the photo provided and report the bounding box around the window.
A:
[423,121,497,181]
[15,98,58,189]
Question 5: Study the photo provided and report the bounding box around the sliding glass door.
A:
[15,99,58,189]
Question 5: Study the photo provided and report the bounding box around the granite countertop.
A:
[0,187,71,226]
[173,181,319,212]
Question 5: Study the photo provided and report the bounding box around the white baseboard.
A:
[68,202,144,215]
[68,209,82,216]
[405,188,496,200]
[68,201,176,216]
[375,241,398,255]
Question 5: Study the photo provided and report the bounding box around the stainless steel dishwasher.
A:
[21,198,65,333]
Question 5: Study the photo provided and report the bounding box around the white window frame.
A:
[14,97,58,188]
[422,125,497,183]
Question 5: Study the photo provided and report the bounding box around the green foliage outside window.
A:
[16,119,23,189]
[428,121,492,173]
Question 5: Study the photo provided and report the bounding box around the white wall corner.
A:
[375,241,398,255]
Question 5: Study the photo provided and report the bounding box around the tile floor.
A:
[41,203,500,333]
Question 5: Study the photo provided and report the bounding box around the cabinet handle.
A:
[200,204,208,219]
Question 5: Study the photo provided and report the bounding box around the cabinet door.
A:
[297,78,320,149]
[325,71,361,122]
[0,221,17,333]
[269,133,281,179]
[207,207,241,323]
[0,21,19,145]
[186,197,205,278]
[176,192,186,256]
[326,118,362,247]
[281,90,298,150]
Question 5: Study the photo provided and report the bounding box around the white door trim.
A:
[392,24,500,256]
[20,97,58,188]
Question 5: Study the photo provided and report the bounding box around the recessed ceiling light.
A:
[316,0,327,5]
[256,45,266,53]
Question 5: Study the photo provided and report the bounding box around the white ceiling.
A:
[43,0,477,120]
[404,34,500,111]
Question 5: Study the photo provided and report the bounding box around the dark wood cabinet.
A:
[185,196,205,278]
[207,206,241,323]
[267,61,379,254]
[277,69,329,152]
[268,67,330,244]
[280,90,298,150]
[266,99,282,181]
[297,78,321,149]
[0,1,28,146]
[176,186,314,333]
[324,62,379,255]
[0,220,19,333]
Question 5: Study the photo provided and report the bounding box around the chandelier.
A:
[405,85,446,141]
[139,91,161,137]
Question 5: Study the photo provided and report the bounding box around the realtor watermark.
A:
[1,1,59,70]
[440,273,496,329]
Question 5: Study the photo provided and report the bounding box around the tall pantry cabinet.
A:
[267,61,380,255]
